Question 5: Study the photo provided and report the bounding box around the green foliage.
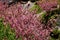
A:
[17,36,22,40]
[0,18,22,40]
[30,4,42,14]
[50,28,60,40]
[0,18,15,40]
[42,9,59,24]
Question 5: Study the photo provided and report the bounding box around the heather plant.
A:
[37,0,58,12]
[36,1,60,40]
[0,18,23,40]
[0,0,59,40]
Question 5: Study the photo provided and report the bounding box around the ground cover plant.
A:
[0,0,60,40]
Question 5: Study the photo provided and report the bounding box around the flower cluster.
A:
[37,0,58,11]
[0,1,53,40]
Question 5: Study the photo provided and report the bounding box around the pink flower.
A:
[37,0,58,11]
[0,1,53,40]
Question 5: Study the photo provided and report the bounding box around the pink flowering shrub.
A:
[0,1,53,40]
[37,0,58,11]
[0,1,7,11]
